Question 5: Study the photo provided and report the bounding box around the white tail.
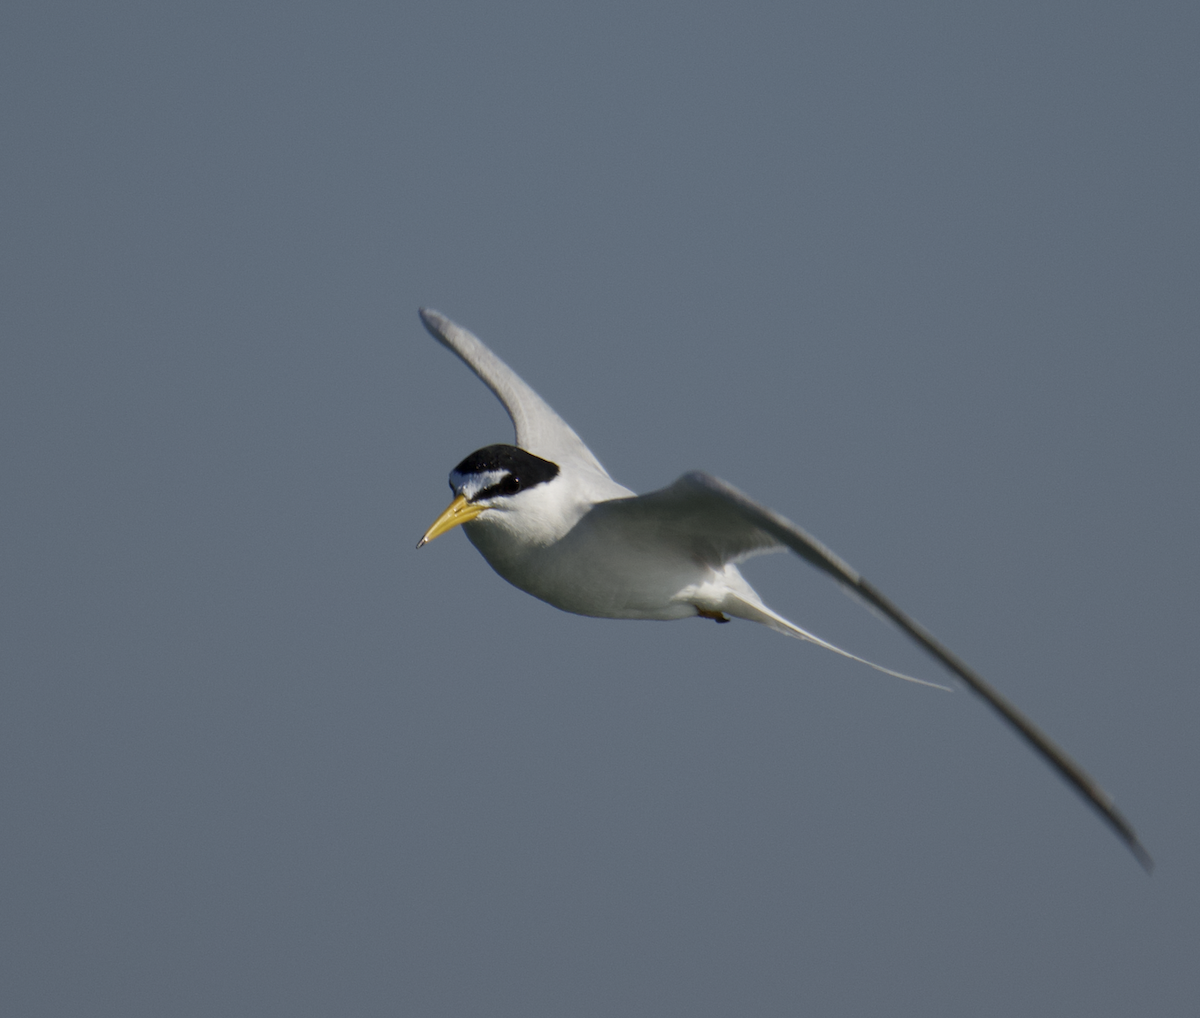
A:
[724,592,953,692]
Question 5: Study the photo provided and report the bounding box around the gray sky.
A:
[2,3,1197,1016]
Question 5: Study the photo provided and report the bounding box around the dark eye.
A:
[499,475,521,495]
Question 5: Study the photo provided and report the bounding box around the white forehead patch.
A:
[450,468,510,500]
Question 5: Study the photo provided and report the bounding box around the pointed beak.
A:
[417,493,485,548]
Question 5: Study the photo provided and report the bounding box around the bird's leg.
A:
[696,608,730,623]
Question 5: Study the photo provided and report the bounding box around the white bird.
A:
[415,308,1151,871]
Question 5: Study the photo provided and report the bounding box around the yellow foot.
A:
[696,608,730,623]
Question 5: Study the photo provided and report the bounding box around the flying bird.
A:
[415,308,1151,871]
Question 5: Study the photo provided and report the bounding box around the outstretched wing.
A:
[594,471,855,574]
[600,471,1153,872]
[419,309,612,479]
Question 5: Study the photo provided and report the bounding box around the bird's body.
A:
[438,440,746,623]
[459,463,831,639]
[464,475,758,623]
[414,307,1151,870]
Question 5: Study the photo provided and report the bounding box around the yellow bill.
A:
[417,494,484,548]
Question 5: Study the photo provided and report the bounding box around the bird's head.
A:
[417,444,561,548]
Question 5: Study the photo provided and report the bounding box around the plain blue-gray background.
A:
[2,3,1197,1015]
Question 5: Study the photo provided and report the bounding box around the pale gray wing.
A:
[599,471,1153,872]
[419,308,611,478]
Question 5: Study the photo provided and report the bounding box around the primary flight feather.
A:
[415,307,1151,872]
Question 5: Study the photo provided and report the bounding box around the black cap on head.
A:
[450,444,559,500]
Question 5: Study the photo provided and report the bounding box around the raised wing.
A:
[419,309,611,479]
[600,471,1153,872]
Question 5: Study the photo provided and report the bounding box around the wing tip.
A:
[418,307,449,337]
[1131,839,1155,874]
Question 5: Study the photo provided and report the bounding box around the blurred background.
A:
[2,3,1197,1015]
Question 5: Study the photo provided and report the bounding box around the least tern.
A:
[415,308,1151,871]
